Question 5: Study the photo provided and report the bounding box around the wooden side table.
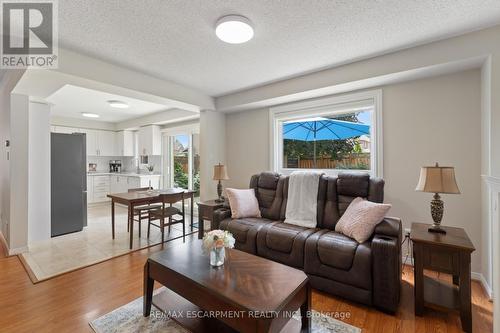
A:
[196,200,224,239]
[410,222,475,333]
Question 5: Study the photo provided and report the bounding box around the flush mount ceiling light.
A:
[82,112,99,118]
[107,100,129,109]
[215,15,254,44]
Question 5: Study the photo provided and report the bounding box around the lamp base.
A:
[428,224,447,234]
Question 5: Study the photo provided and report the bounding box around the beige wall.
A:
[225,69,482,272]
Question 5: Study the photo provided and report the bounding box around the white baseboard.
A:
[0,230,28,256]
[8,245,28,256]
[402,254,493,300]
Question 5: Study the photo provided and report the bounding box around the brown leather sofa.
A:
[213,172,402,313]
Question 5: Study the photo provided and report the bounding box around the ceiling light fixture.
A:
[107,100,129,109]
[215,15,254,44]
[82,112,100,118]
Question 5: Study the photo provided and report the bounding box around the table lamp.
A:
[213,163,229,203]
[415,162,460,234]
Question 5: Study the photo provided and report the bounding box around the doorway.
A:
[163,132,200,199]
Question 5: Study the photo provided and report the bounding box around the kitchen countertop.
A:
[87,172,162,177]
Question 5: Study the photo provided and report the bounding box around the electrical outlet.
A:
[404,228,411,237]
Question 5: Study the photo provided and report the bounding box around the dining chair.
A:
[128,187,162,237]
[148,191,186,244]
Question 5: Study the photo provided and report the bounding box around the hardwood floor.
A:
[0,235,492,333]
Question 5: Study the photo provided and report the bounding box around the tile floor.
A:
[21,202,199,282]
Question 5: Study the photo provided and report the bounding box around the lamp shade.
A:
[415,163,460,194]
[213,164,229,180]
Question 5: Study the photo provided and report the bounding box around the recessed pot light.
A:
[215,15,254,44]
[82,112,99,118]
[107,100,129,109]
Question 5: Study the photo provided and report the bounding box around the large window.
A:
[271,90,382,176]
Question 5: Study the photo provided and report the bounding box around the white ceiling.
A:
[56,1,500,96]
[46,85,172,122]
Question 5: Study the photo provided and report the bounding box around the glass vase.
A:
[210,246,225,267]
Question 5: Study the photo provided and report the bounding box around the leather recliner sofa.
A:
[213,172,402,313]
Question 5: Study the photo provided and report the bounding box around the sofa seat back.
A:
[249,172,284,220]
[278,172,385,231]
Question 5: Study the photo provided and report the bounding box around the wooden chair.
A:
[128,187,162,237]
[148,192,186,244]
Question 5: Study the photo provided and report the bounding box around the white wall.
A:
[225,70,483,274]
[225,108,270,188]
[28,102,51,242]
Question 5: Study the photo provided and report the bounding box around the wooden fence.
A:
[285,153,370,169]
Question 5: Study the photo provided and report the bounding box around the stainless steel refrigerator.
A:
[51,132,87,237]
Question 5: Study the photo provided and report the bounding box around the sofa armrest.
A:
[212,208,231,230]
[374,216,402,239]
[371,222,402,313]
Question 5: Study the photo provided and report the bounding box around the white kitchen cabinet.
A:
[80,129,98,156]
[82,129,115,156]
[138,125,161,155]
[97,130,116,156]
[110,175,129,193]
[127,176,141,189]
[139,175,161,189]
[92,175,110,202]
[115,130,134,156]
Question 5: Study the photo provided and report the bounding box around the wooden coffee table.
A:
[143,241,311,333]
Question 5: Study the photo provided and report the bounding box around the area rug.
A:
[89,289,361,333]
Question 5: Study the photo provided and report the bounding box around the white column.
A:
[199,110,226,201]
[9,93,29,252]
[28,102,51,242]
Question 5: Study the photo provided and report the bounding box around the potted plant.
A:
[146,165,154,174]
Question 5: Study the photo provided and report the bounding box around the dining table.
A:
[107,188,196,249]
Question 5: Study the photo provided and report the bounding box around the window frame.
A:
[269,90,383,177]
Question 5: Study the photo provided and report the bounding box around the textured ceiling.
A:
[58,0,500,96]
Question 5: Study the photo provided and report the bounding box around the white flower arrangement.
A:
[202,229,235,252]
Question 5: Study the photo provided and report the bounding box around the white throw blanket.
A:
[284,171,323,228]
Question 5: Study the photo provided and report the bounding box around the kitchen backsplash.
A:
[87,155,162,173]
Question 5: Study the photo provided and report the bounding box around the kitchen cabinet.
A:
[81,129,98,156]
[115,130,134,156]
[138,175,161,189]
[91,175,110,202]
[138,125,161,155]
[83,129,116,156]
[97,130,116,156]
[110,175,129,193]
[88,174,162,203]
[127,176,141,189]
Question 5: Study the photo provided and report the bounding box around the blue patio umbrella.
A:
[283,117,370,167]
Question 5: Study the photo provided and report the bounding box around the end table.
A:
[196,200,224,239]
[410,222,475,333]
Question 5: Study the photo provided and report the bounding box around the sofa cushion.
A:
[256,222,316,268]
[264,222,310,253]
[225,188,261,219]
[317,231,358,270]
[304,230,373,290]
[219,217,273,254]
[335,197,391,243]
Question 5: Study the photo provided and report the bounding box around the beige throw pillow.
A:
[225,188,262,219]
[335,197,391,243]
